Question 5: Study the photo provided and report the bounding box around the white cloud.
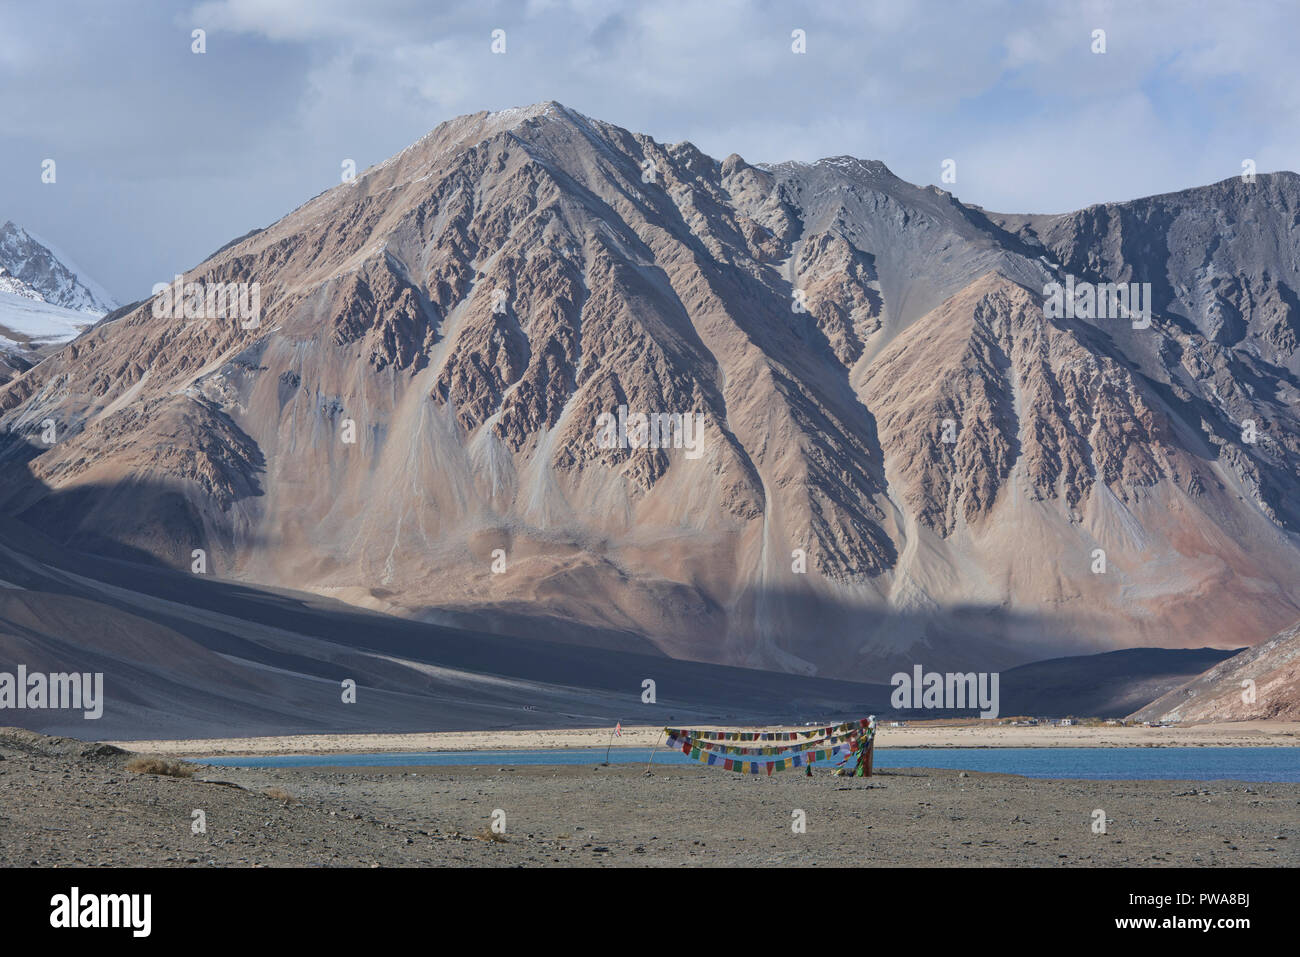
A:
[3,0,1296,299]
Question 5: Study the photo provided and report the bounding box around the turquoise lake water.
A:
[194,746,1298,782]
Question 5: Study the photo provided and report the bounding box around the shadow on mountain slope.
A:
[0,492,1238,738]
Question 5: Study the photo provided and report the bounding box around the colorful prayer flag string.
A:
[662,718,877,774]
[678,741,851,773]
[665,717,873,743]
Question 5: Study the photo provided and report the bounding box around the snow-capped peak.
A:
[0,222,116,361]
[0,221,117,315]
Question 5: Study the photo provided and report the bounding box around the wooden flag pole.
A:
[602,724,618,766]
[644,729,664,775]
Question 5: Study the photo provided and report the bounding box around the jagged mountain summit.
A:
[2,102,1298,681]
[0,222,117,382]
[0,221,117,315]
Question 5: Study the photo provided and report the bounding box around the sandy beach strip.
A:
[106,720,1300,757]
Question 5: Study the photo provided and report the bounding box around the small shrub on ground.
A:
[126,756,195,778]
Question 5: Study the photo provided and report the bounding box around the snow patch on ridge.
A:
[0,291,99,349]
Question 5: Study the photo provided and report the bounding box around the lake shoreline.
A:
[106,719,1300,757]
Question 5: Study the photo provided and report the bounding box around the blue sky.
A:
[3,0,1297,303]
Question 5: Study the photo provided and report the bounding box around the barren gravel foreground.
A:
[1,730,1296,867]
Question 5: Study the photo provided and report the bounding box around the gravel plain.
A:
[2,728,1296,867]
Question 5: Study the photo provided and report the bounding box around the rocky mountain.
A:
[1130,619,1300,723]
[0,223,116,384]
[0,221,116,315]
[1,102,1298,682]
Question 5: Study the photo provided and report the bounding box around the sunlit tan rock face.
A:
[1131,621,1300,723]
[3,102,1299,680]
[860,275,1193,536]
